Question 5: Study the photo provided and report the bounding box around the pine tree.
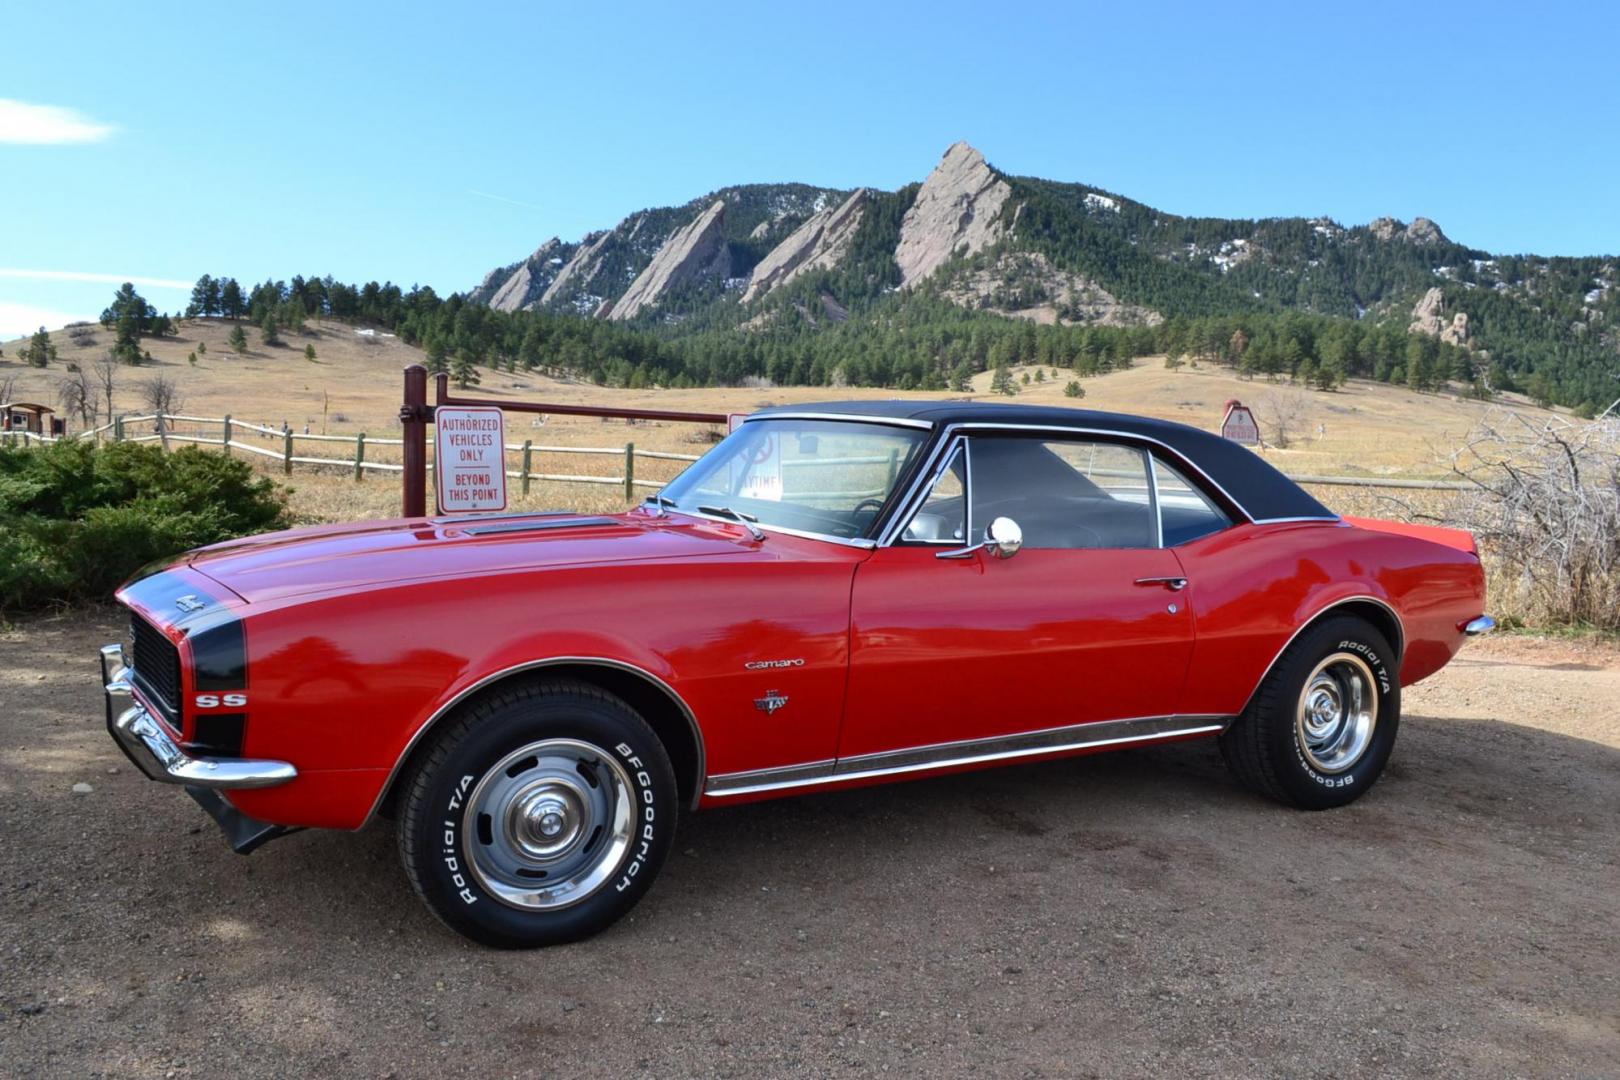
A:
[425,336,449,375]
[220,279,245,320]
[113,308,142,364]
[228,325,248,354]
[260,312,280,346]
[189,275,216,317]
[990,363,1017,396]
[304,344,317,361]
[1064,380,1085,398]
[22,326,57,367]
[451,347,481,389]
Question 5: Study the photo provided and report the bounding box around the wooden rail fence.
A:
[1,411,1480,497]
[1,413,704,501]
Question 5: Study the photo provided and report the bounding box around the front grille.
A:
[130,613,182,726]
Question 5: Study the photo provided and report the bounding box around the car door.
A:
[839,432,1198,763]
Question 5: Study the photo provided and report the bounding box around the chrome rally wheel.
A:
[1220,615,1400,810]
[398,680,677,948]
[464,738,634,911]
[1295,653,1379,774]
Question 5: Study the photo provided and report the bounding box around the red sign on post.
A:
[1220,400,1260,446]
[435,406,507,513]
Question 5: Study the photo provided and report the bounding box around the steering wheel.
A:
[852,498,886,516]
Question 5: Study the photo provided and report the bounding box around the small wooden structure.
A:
[1,402,64,436]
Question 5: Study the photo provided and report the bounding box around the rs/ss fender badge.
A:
[754,690,789,715]
[195,693,248,708]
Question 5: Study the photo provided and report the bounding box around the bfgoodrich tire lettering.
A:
[398,679,676,948]
[1220,616,1400,810]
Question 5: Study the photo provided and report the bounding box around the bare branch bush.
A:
[56,367,98,430]
[140,375,185,450]
[1448,409,1620,631]
[1256,389,1311,450]
[92,356,119,427]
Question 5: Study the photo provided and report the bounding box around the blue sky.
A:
[3,0,1615,339]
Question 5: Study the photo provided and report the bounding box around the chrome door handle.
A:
[1134,576,1187,591]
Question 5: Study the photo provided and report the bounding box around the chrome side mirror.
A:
[936,515,1023,560]
[984,516,1022,559]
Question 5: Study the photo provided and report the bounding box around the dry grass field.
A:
[1,317,1565,525]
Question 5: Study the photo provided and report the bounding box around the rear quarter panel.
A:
[1172,521,1485,719]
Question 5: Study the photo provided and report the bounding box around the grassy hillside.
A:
[2,316,1568,524]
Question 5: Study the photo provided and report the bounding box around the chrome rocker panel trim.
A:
[101,644,297,790]
[704,713,1230,798]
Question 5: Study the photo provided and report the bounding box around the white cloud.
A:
[469,189,542,211]
[0,99,116,144]
[0,302,94,342]
[0,268,192,290]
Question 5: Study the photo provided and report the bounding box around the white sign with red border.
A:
[435,406,508,513]
[1220,400,1261,446]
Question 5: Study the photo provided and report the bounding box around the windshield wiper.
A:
[696,504,766,541]
[643,495,676,517]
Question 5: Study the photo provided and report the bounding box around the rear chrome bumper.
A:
[100,643,296,790]
[1463,616,1496,636]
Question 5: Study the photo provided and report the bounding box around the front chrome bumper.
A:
[100,643,297,790]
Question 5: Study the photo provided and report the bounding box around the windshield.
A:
[657,418,929,541]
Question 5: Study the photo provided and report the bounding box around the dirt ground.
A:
[2,614,1617,1079]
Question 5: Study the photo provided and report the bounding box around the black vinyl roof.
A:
[750,400,1336,523]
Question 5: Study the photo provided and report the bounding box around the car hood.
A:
[185,511,748,604]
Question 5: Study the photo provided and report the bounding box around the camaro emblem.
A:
[745,658,804,670]
[174,594,206,613]
[754,690,789,715]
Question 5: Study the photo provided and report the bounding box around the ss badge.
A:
[195,693,248,709]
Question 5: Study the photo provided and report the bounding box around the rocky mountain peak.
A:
[741,188,871,304]
[1368,216,1448,245]
[486,237,567,312]
[1409,286,1469,346]
[604,200,730,321]
[893,142,1012,287]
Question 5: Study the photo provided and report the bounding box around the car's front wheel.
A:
[397,680,676,948]
[1220,615,1400,809]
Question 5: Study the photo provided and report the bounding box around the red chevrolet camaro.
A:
[101,401,1492,947]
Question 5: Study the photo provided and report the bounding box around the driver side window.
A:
[968,437,1155,549]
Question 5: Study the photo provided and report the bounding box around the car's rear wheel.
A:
[397,680,676,948]
[1220,615,1400,809]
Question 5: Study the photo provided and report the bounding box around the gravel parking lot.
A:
[3,611,1617,1078]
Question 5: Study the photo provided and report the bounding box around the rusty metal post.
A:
[401,365,428,517]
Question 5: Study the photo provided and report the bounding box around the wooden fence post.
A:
[283,429,293,474]
[624,442,635,502]
[221,414,232,455]
[114,415,124,442]
[521,439,533,495]
[401,365,428,518]
[354,433,366,481]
